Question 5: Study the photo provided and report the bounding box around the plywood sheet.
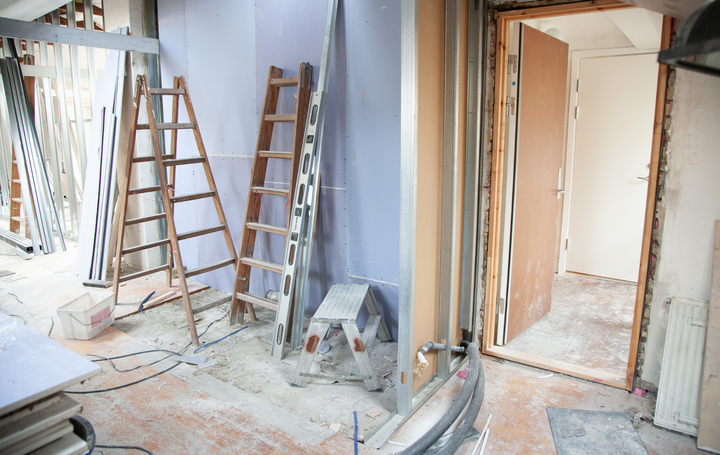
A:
[506,25,568,343]
[413,0,445,392]
[698,220,720,452]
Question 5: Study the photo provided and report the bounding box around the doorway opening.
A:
[483,1,670,390]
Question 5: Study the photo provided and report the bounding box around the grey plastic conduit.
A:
[436,346,485,454]
[399,342,481,455]
[419,342,466,356]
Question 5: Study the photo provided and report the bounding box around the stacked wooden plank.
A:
[76,29,128,281]
[0,50,65,255]
[0,313,99,454]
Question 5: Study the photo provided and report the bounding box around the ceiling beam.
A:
[0,16,158,54]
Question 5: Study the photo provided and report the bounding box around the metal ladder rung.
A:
[162,157,206,166]
[122,238,170,255]
[257,151,293,159]
[170,191,215,203]
[236,292,278,311]
[118,264,168,283]
[148,88,185,95]
[246,222,286,236]
[136,122,194,130]
[265,114,296,123]
[177,224,226,241]
[185,258,236,278]
[270,76,300,87]
[125,213,166,225]
[133,154,175,163]
[239,257,283,273]
[251,187,290,197]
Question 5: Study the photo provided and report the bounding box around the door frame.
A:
[482,0,672,390]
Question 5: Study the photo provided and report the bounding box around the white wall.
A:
[642,69,720,386]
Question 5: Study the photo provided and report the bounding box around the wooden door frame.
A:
[482,0,671,390]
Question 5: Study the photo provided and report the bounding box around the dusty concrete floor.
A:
[506,273,635,376]
[0,239,704,454]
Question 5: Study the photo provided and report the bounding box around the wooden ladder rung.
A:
[192,295,232,315]
[185,258,236,278]
[251,187,290,197]
[265,114,296,123]
[12,179,21,184]
[11,198,23,203]
[177,224,226,241]
[246,222,287,236]
[170,190,215,203]
[163,157,206,167]
[148,88,185,95]
[133,154,174,163]
[270,76,300,87]
[136,122,194,130]
[257,151,293,159]
[239,257,283,274]
[125,213,167,226]
[122,238,170,255]
[236,291,278,311]
[118,264,168,283]
[10,216,26,223]
[129,185,161,194]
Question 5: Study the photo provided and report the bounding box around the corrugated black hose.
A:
[399,342,483,455]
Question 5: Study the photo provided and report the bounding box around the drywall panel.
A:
[252,0,348,318]
[413,0,444,392]
[345,1,401,336]
[641,70,720,387]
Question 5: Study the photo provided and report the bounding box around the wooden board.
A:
[412,0,445,393]
[505,25,568,343]
[697,220,720,452]
[113,273,210,320]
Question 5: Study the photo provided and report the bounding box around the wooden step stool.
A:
[292,284,391,391]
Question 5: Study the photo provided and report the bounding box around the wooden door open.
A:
[503,25,568,343]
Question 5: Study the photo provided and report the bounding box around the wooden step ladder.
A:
[229,63,313,325]
[9,147,28,238]
[112,74,238,346]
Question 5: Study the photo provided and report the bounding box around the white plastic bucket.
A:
[57,291,115,340]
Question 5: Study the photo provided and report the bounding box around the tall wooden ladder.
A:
[113,74,238,346]
[230,63,313,325]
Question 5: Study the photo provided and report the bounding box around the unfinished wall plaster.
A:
[640,69,720,388]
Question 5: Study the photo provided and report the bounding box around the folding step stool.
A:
[292,284,391,391]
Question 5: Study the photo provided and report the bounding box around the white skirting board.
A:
[654,297,708,436]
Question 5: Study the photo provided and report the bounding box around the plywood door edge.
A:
[626,14,673,390]
[486,345,627,389]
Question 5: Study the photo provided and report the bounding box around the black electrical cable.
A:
[64,362,181,395]
[399,342,482,455]
[95,445,154,455]
[436,345,485,455]
[64,308,230,394]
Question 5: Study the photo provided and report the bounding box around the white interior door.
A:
[565,53,658,282]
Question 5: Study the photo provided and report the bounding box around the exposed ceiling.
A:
[522,9,664,51]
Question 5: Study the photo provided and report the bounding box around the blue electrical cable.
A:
[192,325,248,354]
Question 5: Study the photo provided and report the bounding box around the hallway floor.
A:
[0,241,702,454]
[506,273,636,377]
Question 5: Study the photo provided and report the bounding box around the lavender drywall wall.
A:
[641,69,720,387]
[344,1,401,340]
[156,0,401,339]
